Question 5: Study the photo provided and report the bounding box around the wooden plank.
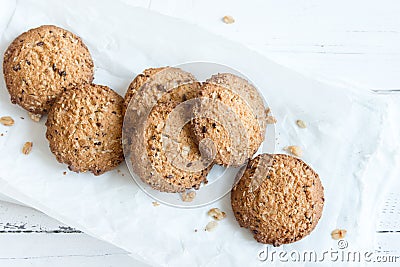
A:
[145,0,400,90]
[0,201,80,233]
[0,234,126,258]
[377,192,400,233]
[0,254,146,267]
[0,234,148,267]
[0,201,150,266]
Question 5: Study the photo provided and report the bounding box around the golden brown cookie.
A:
[123,67,211,192]
[192,73,267,167]
[123,67,166,114]
[3,25,94,114]
[231,154,324,246]
[46,84,124,175]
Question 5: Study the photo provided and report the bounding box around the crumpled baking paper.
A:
[0,0,399,266]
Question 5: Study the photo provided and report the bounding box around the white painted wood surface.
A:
[1,0,400,266]
[0,201,150,267]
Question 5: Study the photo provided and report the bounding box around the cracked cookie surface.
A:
[192,73,267,167]
[3,25,94,114]
[124,68,211,192]
[231,154,324,246]
[46,84,124,175]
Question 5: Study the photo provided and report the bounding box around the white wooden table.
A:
[1,0,399,266]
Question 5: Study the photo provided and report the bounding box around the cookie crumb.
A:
[205,221,218,232]
[285,145,302,157]
[331,229,347,240]
[28,112,42,122]
[296,119,307,128]
[20,116,24,120]
[63,171,67,175]
[222,15,235,24]
[266,115,277,124]
[22,142,33,155]
[152,201,160,207]
[265,107,271,115]
[208,208,227,220]
[194,229,198,232]
[182,191,196,202]
[0,116,15,126]
[0,133,3,136]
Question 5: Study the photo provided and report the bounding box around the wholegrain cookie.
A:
[192,73,267,167]
[123,67,166,114]
[124,67,211,192]
[231,154,324,246]
[46,84,124,175]
[3,25,94,114]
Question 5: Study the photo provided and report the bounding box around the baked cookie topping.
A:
[231,153,324,246]
[46,84,123,175]
[124,67,211,192]
[192,73,267,167]
[3,25,94,114]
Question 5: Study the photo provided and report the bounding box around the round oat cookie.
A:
[3,25,94,114]
[46,84,124,176]
[123,67,166,114]
[124,67,211,192]
[192,73,267,167]
[231,154,324,246]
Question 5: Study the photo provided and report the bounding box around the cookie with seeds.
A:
[123,67,211,192]
[123,67,166,114]
[231,154,324,246]
[192,73,267,167]
[46,84,123,175]
[3,25,94,114]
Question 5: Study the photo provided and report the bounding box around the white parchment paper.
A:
[0,0,398,266]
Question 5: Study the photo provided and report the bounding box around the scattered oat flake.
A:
[181,191,196,202]
[0,116,14,126]
[331,229,347,240]
[285,145,302,157]
[22,142,33,155]
[266,115,277,124]
[265,107,271,115]
[208,208,227,220]
[296,119,307,128]
[222,15,235,24]
[152,201,160,207]
[205,221,218,232]
[28,112,41,122]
